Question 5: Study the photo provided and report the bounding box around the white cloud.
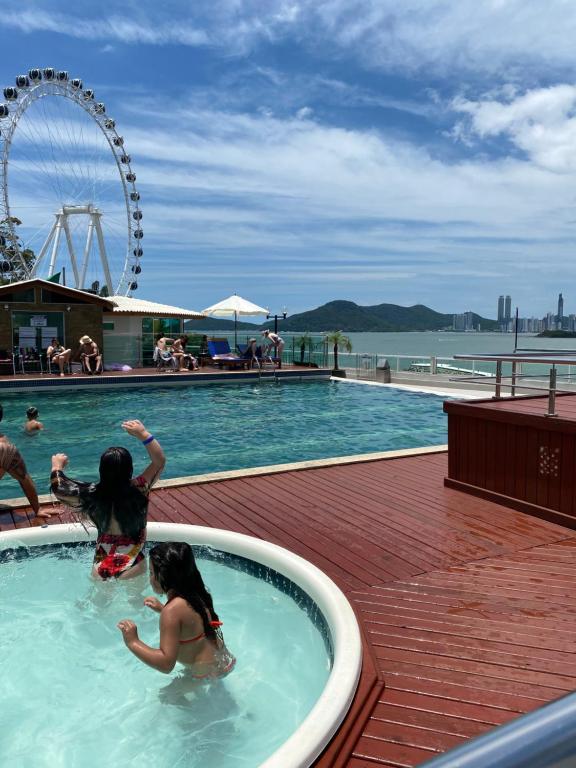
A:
[3,1,576,79]
[4,66,576,313]
[453,85,576,172]
[296,106,313,120]
[306,0,576,77]
[0,10,209,46]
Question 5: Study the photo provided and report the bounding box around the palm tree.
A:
[325,331,352,377]
[296,332,311,364]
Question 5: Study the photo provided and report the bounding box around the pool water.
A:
[0,381,447,500]
[0,543,331,768]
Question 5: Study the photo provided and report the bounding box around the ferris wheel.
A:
[0,67,143,296]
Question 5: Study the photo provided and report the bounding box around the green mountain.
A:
[278,300,498,332]
[184,300,498,333]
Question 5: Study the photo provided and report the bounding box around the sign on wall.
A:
[30,315,48,327]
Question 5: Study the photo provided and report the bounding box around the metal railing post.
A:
[430,356,437,375]
[547,366,557,417]
[494,360,502,398]
[511,361,517,397]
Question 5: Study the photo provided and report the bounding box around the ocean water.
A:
[202,328,574,364]
[0,380,447,501]
[0,543,330,768]
[343,331,576,357]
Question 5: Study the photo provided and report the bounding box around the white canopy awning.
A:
[202,294,269,317]
[202,294,269,346]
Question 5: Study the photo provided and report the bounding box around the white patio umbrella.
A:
[202,294,270,349]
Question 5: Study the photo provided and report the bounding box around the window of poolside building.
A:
[141,317,183,365]
[0,288,35,303]
[41,289,87,303]
[11,311,65,354]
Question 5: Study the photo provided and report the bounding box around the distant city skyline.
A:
[494,292,576,333]
[1,3,576,314]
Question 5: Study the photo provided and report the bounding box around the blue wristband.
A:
[142,434,155,445]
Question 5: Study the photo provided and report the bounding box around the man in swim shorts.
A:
[0,404,46,520]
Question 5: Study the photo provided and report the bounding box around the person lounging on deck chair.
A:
[153,344,177,372]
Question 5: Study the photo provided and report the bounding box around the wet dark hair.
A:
[150,542,220,641]
[26,406,38,420]
[155,333,164,342]
[78,446,147,539]
[51,337,59,345]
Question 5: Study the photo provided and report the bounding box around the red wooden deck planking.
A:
[0,362,313,384]
[3,451,576,767]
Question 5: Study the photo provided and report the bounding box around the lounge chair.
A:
[153,346,177,372]
[0,349,17,376]
[207,339,247,369]
[237,344,275,370]
[20,348,43,375]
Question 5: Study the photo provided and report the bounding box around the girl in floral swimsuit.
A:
[118,542,236,679]
[50,419,165,580]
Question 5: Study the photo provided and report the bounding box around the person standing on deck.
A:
[261,330,284,359]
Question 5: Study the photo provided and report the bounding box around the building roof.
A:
[0,278,114,307]
[0,278,205,318]
[107,295,205,319]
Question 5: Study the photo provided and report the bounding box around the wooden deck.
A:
[3,451,576,767]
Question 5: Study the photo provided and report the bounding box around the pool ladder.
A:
[258,361,279,383]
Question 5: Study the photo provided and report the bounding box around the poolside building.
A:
[0,278,204,368]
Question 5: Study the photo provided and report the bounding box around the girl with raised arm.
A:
[50,419,165,580]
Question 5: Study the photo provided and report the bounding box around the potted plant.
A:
[325,331,352,377]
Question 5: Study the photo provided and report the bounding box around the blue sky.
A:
[1,1,576,318]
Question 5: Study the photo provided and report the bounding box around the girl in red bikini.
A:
[117,542,236,678]
[50,419,165,580]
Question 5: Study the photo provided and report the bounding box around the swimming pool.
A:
[0,522,362,768]
[0,380,447,500]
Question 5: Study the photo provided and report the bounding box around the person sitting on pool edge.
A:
[24,406,43,434]
[50,419,165,580]
[79,335,102,374]
[46,337,72,377]
[0,404,46,520]
[118,541,236,678]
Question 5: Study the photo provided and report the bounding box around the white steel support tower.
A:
[31,204,114,292]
